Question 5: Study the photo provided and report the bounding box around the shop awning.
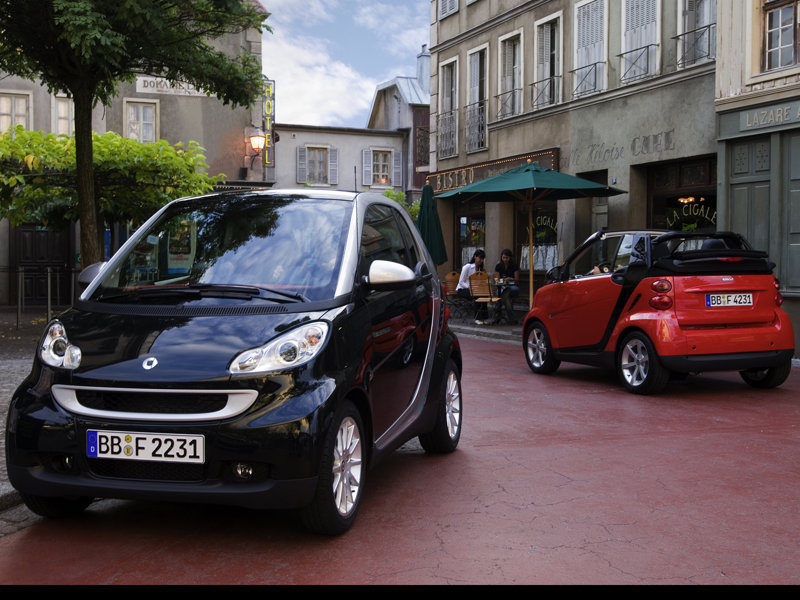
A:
[436,160,626,306]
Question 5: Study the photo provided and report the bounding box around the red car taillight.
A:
[651,279,672,293]
[649,295,673,310]
[649,279,673,310]
[774,278,784,307]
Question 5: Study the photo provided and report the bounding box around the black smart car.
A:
[5,189,462,535]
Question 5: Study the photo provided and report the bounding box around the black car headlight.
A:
[229,322,329,374]
[40,320,82,369]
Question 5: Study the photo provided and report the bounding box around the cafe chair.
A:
[443,271,470,321]
[468,271,501,323]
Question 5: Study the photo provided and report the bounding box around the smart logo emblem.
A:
[142,357,158,370]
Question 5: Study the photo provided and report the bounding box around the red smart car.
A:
[523,230,795,394]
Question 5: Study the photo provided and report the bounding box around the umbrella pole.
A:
[528,206,533,309]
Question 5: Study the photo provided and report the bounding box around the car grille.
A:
[88,458,205,482]
[76,390,228,414]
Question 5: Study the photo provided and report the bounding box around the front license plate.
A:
[87,430,205,463]
[705,293,753,307]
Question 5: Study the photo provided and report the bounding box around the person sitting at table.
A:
[493,248,520,325]
[456,249,489,325]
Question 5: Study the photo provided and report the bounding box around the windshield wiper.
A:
[187,283,308,302]
[94,283,309,303]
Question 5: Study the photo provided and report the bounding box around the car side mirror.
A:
[365,260,416,290]
[77,261,107,290]
[546,265,563,282]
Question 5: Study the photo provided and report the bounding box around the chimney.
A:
[417,44,430,94]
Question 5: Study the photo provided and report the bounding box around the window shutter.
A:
[296,146,307,183]
[392,150,403,188]
[538,23,552,80]
[329,148,338,185]
[362,149,372,186]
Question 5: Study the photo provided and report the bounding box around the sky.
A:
[260,0,429,128]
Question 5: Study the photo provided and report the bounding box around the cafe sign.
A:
[430,149,559,194]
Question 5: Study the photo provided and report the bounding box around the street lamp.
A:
[247,126,266,168]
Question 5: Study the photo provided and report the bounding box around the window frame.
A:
[533,11,563,110]
[438,56,459,158]
[297,144,338,186]
[764,0,799,71]
[51,95,75,136]
[0,90,32,132]
[123,98,159,143]
[439,0,459,20]
[620,0,661,83]
[573,0,608,97]
[497,29,524,118]
[466,43,489,152]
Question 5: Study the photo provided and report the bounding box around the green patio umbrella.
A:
[437,161,626,305]
[416,183,448,265]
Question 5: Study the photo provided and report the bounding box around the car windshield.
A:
[89,193,353,303]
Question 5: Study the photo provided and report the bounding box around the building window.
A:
[620,0,658,83]
[466,47,487,152]
[125,100,157,142]
[297,146,338,185]
[0,92,29,131]
[573,0,606,97]
[439,0,458,20]
[53,96,75,135]
[438,59,458,158]
[362,149,401,188]
[498,33,522,118]
[533,16,561,109]
[373,150,391,185]
[677,0,716,67]
[765,1,797,70]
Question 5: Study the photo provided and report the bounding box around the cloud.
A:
[353,1,429,60]
[262,34,377,127]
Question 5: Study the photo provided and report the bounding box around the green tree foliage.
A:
[0,0,269,266]
[0,127,221,231]
[383,188,420,222]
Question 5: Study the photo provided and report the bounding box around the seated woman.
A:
[456,249,489,325]
[493,249,520,325]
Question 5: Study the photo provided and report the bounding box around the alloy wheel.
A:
[620,337,649,387]
[332,416,363,516]
[527,326,548,368]
[444,369,462,439]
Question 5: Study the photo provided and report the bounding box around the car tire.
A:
[524,321,560,374]
[617,331,669,395]
[418,359,462,454]
[739,359,792,389]
[300,401,365,535]
[20,493,92,518]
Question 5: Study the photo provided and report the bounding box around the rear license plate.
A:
[87,430,204,463]
[705,293,753,307]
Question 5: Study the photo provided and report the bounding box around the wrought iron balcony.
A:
[673,23,716,68]
[530,76,561,110]
[465,100,487,152]
[437,109,458,159]
[618,44,659,83]
[496,88,522,119]
[571,62,604,98]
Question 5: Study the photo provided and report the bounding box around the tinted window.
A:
[360,205,413,274]
[91,194,353,302]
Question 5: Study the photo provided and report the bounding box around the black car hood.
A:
[56,304,329,385]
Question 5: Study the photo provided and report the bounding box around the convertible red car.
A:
[523,230,794,394]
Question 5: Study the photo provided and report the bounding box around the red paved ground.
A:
[1,336,799,584]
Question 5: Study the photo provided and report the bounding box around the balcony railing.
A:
[618,44,659,83]
[530,75,561,110]
[571,62,604,98]
[465,100,487,152]
[437,109,458,159]
[674,23,716,68]
[496,88,522,119]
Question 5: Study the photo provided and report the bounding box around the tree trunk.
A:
[72,87,102,267]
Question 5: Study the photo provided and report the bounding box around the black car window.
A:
[568,235,622,278]
[360,204,409,275]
